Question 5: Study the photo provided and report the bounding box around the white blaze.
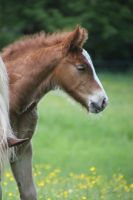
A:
[82,49,105,90]
[82,49,108,110]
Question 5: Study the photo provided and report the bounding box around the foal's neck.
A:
[4,45,62,114]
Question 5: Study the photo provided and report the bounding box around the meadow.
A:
[3,73,133,199]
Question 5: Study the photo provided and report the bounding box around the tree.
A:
[0,0,132,71]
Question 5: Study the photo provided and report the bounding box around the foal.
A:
[2,26,108,200]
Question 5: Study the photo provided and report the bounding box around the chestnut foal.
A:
[1,26,108,200]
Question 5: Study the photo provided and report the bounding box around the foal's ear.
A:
[62,26,88,54]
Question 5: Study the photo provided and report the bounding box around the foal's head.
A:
[54,27,108,113]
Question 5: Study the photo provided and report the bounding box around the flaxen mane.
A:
[0,58,14,169]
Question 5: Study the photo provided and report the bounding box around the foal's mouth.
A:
[88,105,105,114]
[88,97,108,114]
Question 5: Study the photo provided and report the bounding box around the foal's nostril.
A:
[101,97,107,108]
[90,97,108,113]
[91,102,101,111]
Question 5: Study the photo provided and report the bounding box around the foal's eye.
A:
[76,64,86,71]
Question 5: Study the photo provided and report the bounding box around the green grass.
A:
[33,73,133,179]
[3,73,133,199]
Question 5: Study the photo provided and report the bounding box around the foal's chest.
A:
[10,107,38,139]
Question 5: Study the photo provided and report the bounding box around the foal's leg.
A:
[10,143,37,200]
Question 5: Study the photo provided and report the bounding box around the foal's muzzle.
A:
[89,97,108,113]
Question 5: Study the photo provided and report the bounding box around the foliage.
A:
[0,0,133,71]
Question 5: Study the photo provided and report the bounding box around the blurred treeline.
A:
[0,0,133,72]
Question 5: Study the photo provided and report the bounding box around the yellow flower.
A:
[92,180,96,185]
[90,166,96,173]
[5,172,11,178]
[69,172,74,177]
[49,172,56,178]
[63,191,68,198]
[8,192,13,197]
[54,168,61,173]
[78,184,87,189]
[45,178,50,183]
[80,173,85,179]
[81,196,87,200]
[37,181,45,187]
[130,183,133,188]
[34,172,37,177]
[119,174,124,180]
[124,186,130,192]
[3,181,7,186]
[9,177,14,182]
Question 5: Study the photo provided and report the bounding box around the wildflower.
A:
[45,178,51,183]
[9,177,14,182]
[8,192,13,197]
[130,183,133,188]
[124,185,130,192]
[63,191,68,198]
[54,168,61,173]
[5,172,11,178]
[34,172,37,177]
[92,180,96,185]
[80,173,85,179]
[78,184,87,189]
[90,166,96,173]
[119,174,124,180]
[69,172,74,177]
[49,172,56,178]
[3,181,7,186]
[37,181,45,187]
[81,196,87,200]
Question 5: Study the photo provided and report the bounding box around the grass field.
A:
[3,73,133,199]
